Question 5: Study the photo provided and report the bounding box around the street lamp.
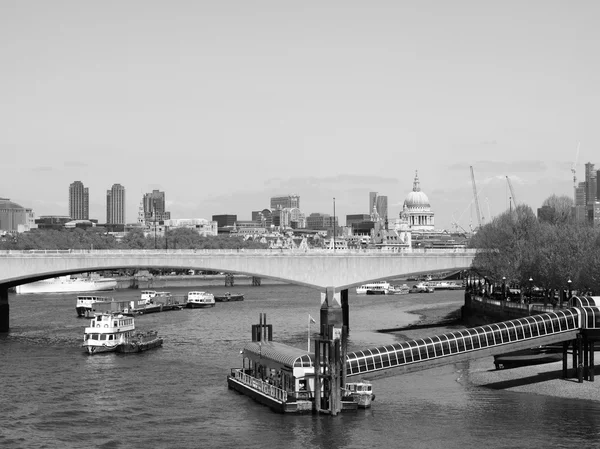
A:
[332,197,336,252]
[567,278,572,300]
[529,277,533,303]
[502,276,506,300]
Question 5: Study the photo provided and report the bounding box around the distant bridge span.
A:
[0,248,476,291]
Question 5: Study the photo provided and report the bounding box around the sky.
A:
[2,1,598,231]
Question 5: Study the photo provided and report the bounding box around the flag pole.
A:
[308,314,310,352]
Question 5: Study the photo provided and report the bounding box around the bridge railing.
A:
[0,248,478,256]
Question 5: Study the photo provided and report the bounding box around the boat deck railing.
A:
[230,369,289,403]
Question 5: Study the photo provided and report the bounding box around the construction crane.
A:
[470,166,483,227]
[506,176,517,211]
[571,142,580,203]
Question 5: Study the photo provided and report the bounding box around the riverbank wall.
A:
[115,274,287,290]
[461,292,558,326]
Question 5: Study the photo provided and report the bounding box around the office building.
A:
[106,184,126,224]
[346,214,371,227]
[69,181,89,220]
[270,195,300,210]
[369,192,388,220]
[212,214,237,227]
[306,213,337,230]
[143,190,171,222]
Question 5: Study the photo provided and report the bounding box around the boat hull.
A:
[117,337,163,353]
[187,302,215,308]
[214,295,244,302]
[83,343,120,355]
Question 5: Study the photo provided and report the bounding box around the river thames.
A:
[2,284,600,449]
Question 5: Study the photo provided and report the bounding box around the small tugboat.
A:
[187,291,215,308]
[82,312,163,355]
[214,292,244,302]
[343,380,375,408]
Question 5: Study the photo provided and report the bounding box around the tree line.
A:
[469,194,600,294]
[0,227,269,251]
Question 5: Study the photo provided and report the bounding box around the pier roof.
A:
[242,341,313,368]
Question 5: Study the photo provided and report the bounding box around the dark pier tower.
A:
[314,287,349,415]
[0,287,9,332]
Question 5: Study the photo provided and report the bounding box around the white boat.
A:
[75,295,114,317]
[343,380,375,408]
[82,312,135,355]
[356,281,391,295]
[388,284,410,295]
[82,312,163,355]
[16,275,117,294]
[410,282,435,293]
[187,291,215,308]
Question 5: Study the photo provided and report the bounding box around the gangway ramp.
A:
[346,309,583,380]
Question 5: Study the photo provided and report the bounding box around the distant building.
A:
[164,218,218,237]
[306,213,337,230]
[36,215,74,230]
[106,184,126,224]
[0,198,36,233]
[252,209,273,228]
[402,171,435,232]
[270,195,300,210]
[143,190,171,222]
[69,181,89,220]
[346,214,371,227]
[212,214,237,227]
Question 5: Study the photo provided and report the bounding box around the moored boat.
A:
[343,380,375,408]
[214,292,244,302]
[356,281,390,295]
[410,282,435,293]
[75,295,115,317]
[388,284,410,295]
[187,291,215,308]
[16,274,117,294]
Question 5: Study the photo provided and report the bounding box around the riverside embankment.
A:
[115,274,287,290]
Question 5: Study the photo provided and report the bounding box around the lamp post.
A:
[529,277,533,303]
[332,197,336,252]
[567,278,572,301]
[502,276,506,300]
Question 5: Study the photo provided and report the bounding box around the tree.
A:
[540,194,573,225]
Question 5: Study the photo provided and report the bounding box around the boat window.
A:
[114,321,117,326]
[92,334,99,340]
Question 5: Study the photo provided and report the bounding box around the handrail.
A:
[0,248,478,256]
[230,369,288,402]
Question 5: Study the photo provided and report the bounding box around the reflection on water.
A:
[2,285,600,449]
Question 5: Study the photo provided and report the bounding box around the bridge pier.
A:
[0,287,8,333]
[314,287,350,416]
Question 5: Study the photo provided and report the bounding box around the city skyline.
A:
[3,2,597,231]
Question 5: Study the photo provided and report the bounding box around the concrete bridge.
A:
[0,247,476,332]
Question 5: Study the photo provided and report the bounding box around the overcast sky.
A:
[2,1,597,231]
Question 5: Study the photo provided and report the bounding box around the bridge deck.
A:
[346,308,586,379]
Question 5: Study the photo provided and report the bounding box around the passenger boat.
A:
[356,281,390,295]
[82,313,135,355]
[187,291,215,308]
[214,292,244,302]
[75,295,114,317]
[342,380,375,408]
[16,274,117,294]
[82,312,163,355]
